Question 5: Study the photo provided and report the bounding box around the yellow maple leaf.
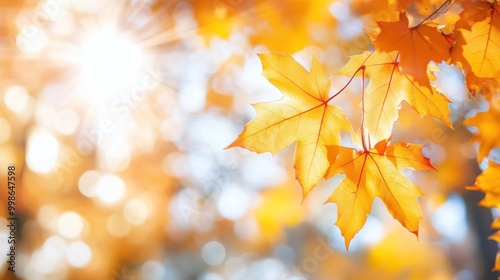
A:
[459,3,500,78]
[468,160,500,271]
[227,53,352,197]
[468,160,500,207]
[337,51,451,144]
[451,30,500,96]
[453,0,500,84]
[495,252,500,271]
[325,138,435,248]
[373,12,451,87]
[463,104,500,162]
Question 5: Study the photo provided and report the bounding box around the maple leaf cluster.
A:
[226,0,500,258]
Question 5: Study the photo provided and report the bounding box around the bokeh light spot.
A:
[217,185,250,221]
[201,241,226,266]
[4,85,29,113]
[100,142,131,172]
[124,198,149,225]
[141,260,166,280]
[65,241,92,268]
[26,129,60,174]
[57,211,85,239]
[96,175,126,204]
[78,170,100,198]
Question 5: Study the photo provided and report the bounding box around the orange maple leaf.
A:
[455,0,491,30]
[325,138,434,248]
[227,53,352,197]
[373,12,451,87]
[337,51,451,144]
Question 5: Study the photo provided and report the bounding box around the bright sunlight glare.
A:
[79,29,144,97]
